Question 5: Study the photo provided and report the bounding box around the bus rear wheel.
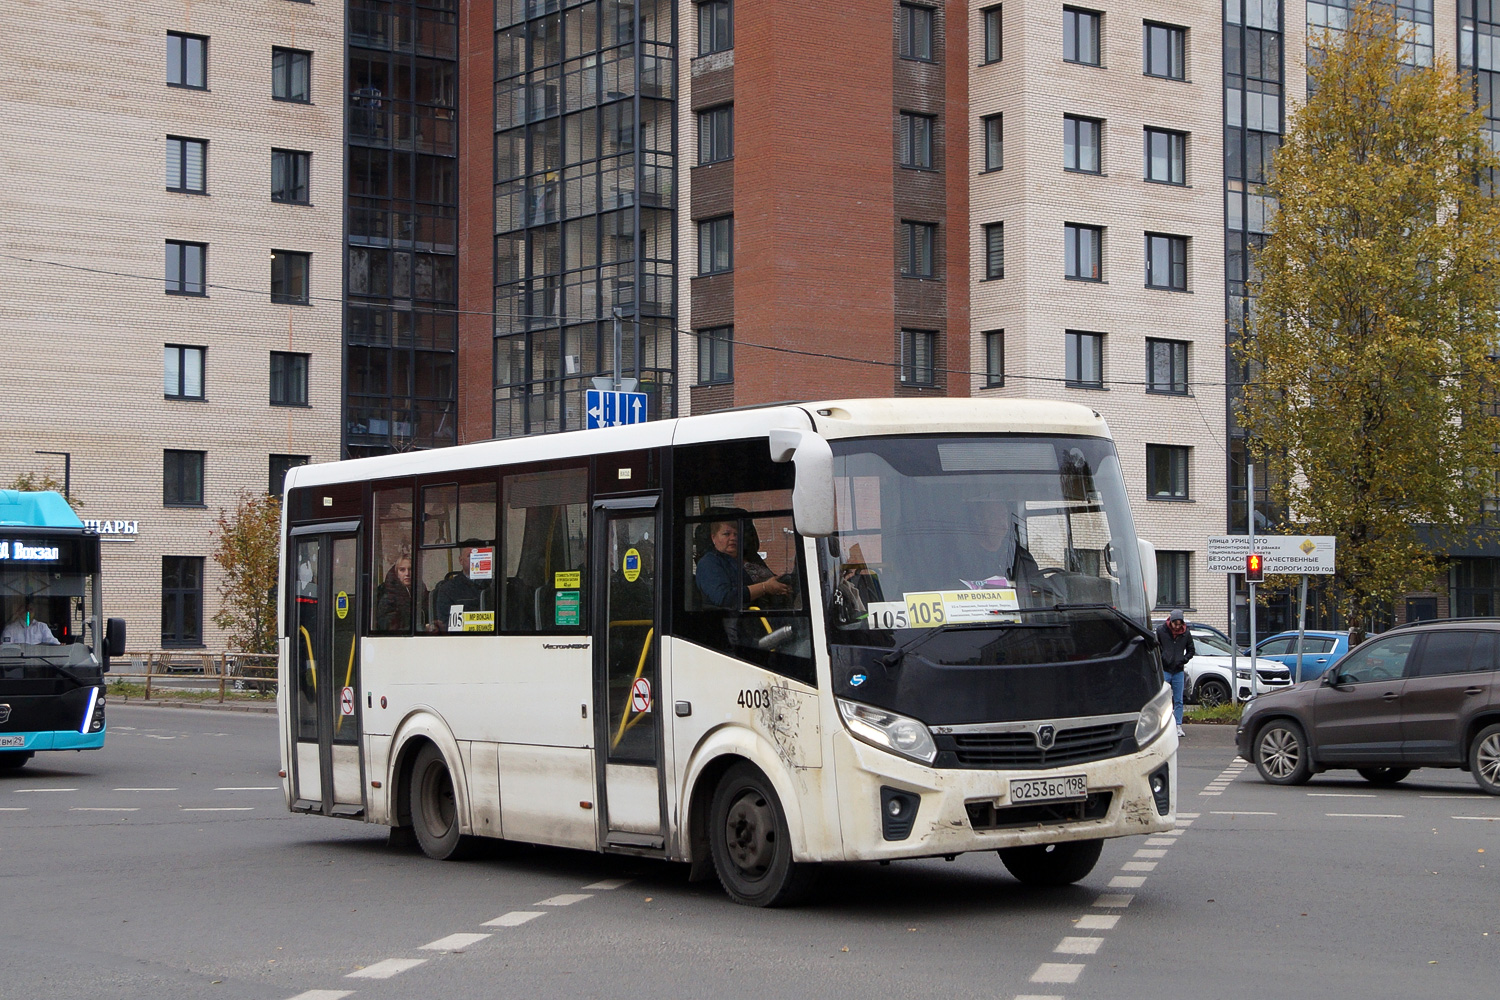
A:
[709,763,817,907]
[0,752,32,770]
[998,838,1103,886]
[409,743,475,860]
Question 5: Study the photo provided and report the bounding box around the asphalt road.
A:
[3,705,1498,1000]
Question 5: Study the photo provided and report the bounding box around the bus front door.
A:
[593,501,665,850]
[290,529,365,817]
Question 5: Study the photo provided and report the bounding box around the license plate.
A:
[1009,773,1087,804]
[0,735,25,748]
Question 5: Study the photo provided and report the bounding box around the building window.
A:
[985,330,1004,387]
[271,250,311,304]
[984,222,1004,279]
[272,47,311,102]
[1064,115,1102,173]
[983,5,1003,63]
[1147,445,1189,499]
[982,113,1002,171]
[697,326,733,384]
[1156,550,1190,608]
[164,345,206,400]
[698,0,733,56]
[166,137,207,194]
[161,556,204,648]
[1064,223,1102,281]
[1144,127,1186,184]
[900,221,936,278]
[698,216,733,275]
[1144,22,1186,80]
[270,351,310,406]
[899,3,935,61]
[1146,338,1189,394]
[165,241,206,296]
[269,454,310,496]
[1065,330,1103,388]
[900,329,936,386]
[164,450,205,507]
[1145,233,1188,290]
[1064,7,1101,66]
[899,111,934,169]
[698,105,733,164]
[272,149,310,203]
[167,32,207,89]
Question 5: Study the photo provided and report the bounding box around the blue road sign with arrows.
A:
[585,389,648,429]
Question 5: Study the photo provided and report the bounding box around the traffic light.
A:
[1246,552,1264,583]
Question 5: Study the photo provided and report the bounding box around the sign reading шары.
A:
[1206,535,1336,574]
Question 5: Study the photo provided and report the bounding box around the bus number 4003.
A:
[737,689,772,709]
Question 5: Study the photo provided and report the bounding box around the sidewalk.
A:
[108,694,277,715]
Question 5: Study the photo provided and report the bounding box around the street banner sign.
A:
[585,388,648,429]
[1207,535,1336,574]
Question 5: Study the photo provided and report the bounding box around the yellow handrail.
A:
[610,627,655,750]
[298,626,317,691]
[335,632,357,736]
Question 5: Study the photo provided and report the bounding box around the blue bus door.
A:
[290,528,365,817]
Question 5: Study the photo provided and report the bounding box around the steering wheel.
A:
[1367,665,1396,681]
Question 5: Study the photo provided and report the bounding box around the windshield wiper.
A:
[881,618,1064,667]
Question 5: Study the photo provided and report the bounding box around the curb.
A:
[110,698,277,715]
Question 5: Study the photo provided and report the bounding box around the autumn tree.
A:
[1239,2,1500,630]
[211,491,281,654]
[6,471,83,511]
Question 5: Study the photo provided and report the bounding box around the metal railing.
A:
[109,651,278,703]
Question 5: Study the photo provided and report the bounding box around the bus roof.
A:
[287,397,1112,491]
[0,490,84,528]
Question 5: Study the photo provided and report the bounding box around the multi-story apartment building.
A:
[458,1,1231,628]
[0,2,344,651]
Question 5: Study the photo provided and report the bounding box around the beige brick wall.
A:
[969,1,1230,630]
[0,1,344,652]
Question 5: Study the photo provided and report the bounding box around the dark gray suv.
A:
[1237,618,1500,793]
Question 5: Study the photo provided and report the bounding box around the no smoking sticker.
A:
[630,676,652,714]
[340,686,356,716]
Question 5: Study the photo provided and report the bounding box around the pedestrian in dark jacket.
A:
[1155,609,1196,736]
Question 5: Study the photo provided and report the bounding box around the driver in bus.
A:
[696,519,791,609]
[955,494,1044,600]
[2,597,61,645]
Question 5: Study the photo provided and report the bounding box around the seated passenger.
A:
[2,597,61,645]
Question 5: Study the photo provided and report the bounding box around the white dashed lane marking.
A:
[0,807,29,812]
[1326,812,1403,819]
[1308,792,1374,798]
[1075,914,1119,930]
[420,933,491,953]
[71,807,139,812]
[483,911,544,927]
[583,878,634,890]
[1453,815,1500,821]
[114,787,177,792]
[1209,810,1277,816]
[346,958,427,980]
[215,786,277,791]
[1134,849,1167,858]
[536,893,592,906]
[286,991,354,1000]
[182,807,254,812]
[1055,937,1103,955]
[12,788,77,793]
[1094,893,1133,908]
[1030,963,1084,984]
[1108,875,1147,888]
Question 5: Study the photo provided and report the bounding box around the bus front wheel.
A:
[998,838,1103,886]
[708,763,817,907]
[0,752,32,770]
[409,743,475,860]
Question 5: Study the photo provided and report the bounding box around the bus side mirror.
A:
[768,429,836,537]
[106,618,127,666]
[1137,539,1158,613]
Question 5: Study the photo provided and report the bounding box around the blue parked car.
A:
[1251,630,1350,683]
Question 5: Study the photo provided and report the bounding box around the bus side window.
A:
[419,482,498,633]
[371,486,415,634]
[502,466,588,633]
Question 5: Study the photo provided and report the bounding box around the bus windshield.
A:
[824,434,1149,630]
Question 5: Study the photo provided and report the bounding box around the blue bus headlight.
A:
[837,698,938,764]
[1134,684,1174,748]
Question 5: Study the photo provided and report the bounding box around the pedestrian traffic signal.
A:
[1246,552,1264,583]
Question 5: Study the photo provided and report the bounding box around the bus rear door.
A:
[592,498,665,850]
[289,525,365,817]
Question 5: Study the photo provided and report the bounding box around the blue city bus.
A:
[0,490,125,770]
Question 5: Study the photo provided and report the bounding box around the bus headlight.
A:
[1134,684,1174,749]
[837,698,937,764]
